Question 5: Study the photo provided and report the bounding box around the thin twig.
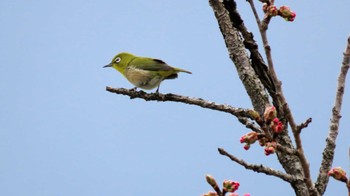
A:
[218,148,302,183]
[296,118,313,134]
[247,0,263,30]
[106,86,253,119]
[237,117,263,133]
[250,0,274,32]
[246,1,316,194]
[315,36,350,195]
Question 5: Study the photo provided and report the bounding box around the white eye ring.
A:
[115,57,121,63]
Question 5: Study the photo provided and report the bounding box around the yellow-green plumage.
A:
[104,52,191,91]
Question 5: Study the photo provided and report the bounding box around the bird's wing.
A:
[129,57,174,71]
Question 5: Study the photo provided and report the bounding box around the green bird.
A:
[103,52,192,92]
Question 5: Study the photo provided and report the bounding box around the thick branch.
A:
[276,143,298,156]
[209,0,270,115]
[218,148,302,183]
[315,36,350,195]
[106,86,253,119]
[209,1,310,195]
[216,0,276,99]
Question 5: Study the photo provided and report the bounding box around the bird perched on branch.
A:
[103,52,191,92]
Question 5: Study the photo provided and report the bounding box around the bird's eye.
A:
[115,57,121,63]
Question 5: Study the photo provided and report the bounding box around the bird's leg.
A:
[155,85,160,94]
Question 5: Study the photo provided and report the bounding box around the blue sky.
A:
[1,0,349,195]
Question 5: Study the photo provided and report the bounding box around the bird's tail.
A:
[175,68,192,74]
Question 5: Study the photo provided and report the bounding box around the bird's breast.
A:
[124,67,163,90]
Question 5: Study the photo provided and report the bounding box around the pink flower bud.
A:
[223,180,240,192]
[328,167,348,182]
[271,118,284,134]
[240,136,245,143]
[244,144,250,150]
[272,118,279,123]
[275,122,283,133]
[278,6,296,22]
[263,106,277,122]
[264,142,277,156]
[267,5,278,16]
[287,11,296,21]
[278,6,291,16]
[202,191,218,196]
[240,132,258,150]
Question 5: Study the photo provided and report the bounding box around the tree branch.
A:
[246,1,316,194]
[296,118,312,134]
[210,1,310,195]
[315,35,350,195]
[237,117,263,133]
[106,86,253,119]
[226,0,277,98]
[276,143,298,156]
[218,148,302,183]
[209,0,270,115]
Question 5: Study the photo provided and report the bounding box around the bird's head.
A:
[103,52,136,73]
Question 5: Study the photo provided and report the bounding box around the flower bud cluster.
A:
[271,118,283,134]
[264,106,284,134]
[240,106,283,155]
[262,4,296,21]
[240,131,258,150]
[203,175,250,196]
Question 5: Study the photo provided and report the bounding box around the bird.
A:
[103,52,192,92]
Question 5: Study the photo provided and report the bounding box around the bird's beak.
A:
[103,63,112,68]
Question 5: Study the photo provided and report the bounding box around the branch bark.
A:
[208,0,270,115]
[218,148,302,183]
[315,35,350,195]
[106,86,254,119]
